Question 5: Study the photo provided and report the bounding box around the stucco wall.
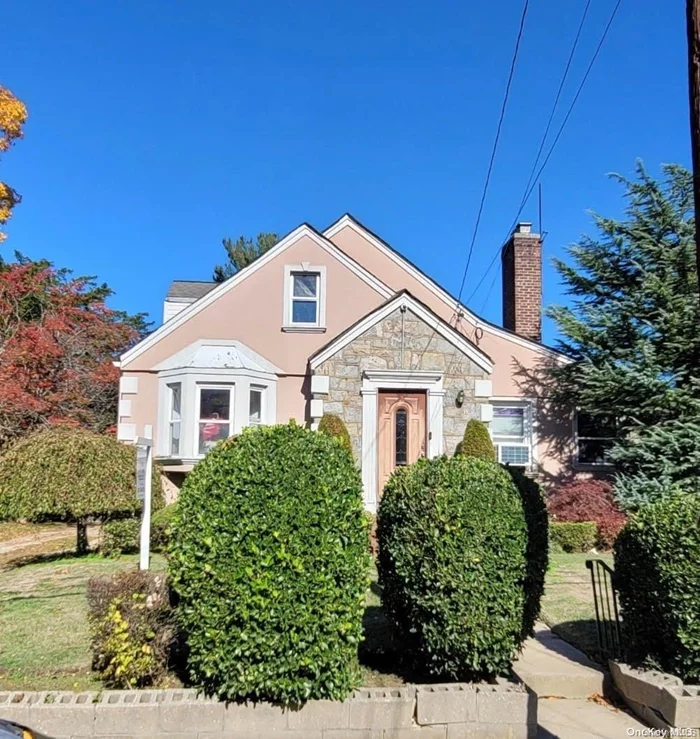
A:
[316,307,488,458]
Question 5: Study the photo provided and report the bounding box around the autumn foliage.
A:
[0,85,28,243]
[0,260,147,447]
[547,478,626,549]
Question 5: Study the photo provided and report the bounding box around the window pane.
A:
[500,445,529,466]
[578,438,614,465]
[395,408,407,466]
[198,421,229,454]
[170,384,181,421]
[577,412,616,438]
[170,422,181,456]
[293,273,317,297]
[199,388,230,421]
[292,299,318,324]
[492,407,525,438]
[249,389,262,424]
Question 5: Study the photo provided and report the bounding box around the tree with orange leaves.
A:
[0,85,28,243]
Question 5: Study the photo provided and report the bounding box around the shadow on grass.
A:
[0,548,100,572]
[550,619,607,664]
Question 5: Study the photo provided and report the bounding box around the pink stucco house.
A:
[117,215,598,508]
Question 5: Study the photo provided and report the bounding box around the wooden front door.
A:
[377,391,427,496]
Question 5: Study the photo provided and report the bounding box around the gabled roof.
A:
[166,281,217,300]
[119,222,393,368]
[323,213,564,359]
[309,290,493,374]
[155,339,281,374]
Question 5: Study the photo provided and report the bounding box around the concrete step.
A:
[513,626,608,699]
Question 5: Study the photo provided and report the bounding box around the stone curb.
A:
[0,683,537,738]
[610,661,700,729]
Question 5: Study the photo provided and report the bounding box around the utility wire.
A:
[466,0,624,309]
[455,0,530,306]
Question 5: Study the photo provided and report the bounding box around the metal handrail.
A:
[585,558,622,661]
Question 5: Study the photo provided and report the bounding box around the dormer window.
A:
[283,264,327,332]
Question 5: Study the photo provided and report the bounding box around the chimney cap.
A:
[515,222,532,234]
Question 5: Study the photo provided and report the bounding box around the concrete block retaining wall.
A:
[0,682,537,739]
[610,661,700,731]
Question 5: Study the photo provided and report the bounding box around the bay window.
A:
[249,386,264,426]
[197,386,234,455]
[167,383,182,456]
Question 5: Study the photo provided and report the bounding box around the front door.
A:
[377,391,427,496]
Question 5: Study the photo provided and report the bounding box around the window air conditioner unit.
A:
[496,443,531,467]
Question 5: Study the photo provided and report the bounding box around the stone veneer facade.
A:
[315,307,488,458]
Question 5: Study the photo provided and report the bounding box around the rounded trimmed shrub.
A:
[377,455,529,679]
[169,423,369,703]
[0,427,163,552]
[100,503,178,557]
[455,419,495,461]
[614,493,700,681]
[549,521,597,553]
[317,413,354,458]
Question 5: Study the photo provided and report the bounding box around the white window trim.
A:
[283,264,327,332]
[156,370,277,460]
[167,383,182,457]
[573,411,615,469]
[195,383,235,456]
[488,397,537,470]
[248,385,265,427]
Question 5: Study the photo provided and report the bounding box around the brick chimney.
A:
[501,222,542,342]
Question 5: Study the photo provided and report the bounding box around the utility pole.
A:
[687,0,700,274]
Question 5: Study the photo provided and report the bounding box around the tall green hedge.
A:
[455,419,495,461]
[318,413,354,458]
[377,455,529,680]
[0,427,163,552]
[614,493,700,681]
[169,423,369,703]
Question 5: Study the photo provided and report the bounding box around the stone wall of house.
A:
[315,307,488,458]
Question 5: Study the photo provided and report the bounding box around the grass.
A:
[0,548,607,692]
[540,551,612,661]
[0,552,166,691]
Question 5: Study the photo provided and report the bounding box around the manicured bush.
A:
[506,467,549,640]
[455,419,495,461]
[549,521,597,553]
[87,571,175,688]
[318,413,354,458]
[152,503,178,552]
[614,493,700,682]
[377,455,529,680]
[101,518,140,557]
[548,478,626,548]
[0,427,163,552]
[169,423,369,703]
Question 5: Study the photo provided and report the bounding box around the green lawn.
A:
[0,553,166,691]
[0,550,608,692]
[540,551,612,661]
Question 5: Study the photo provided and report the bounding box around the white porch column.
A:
[361,388,378,512]
[427,389,445,458]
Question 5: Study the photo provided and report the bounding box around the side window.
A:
[167,383,181,456]
[491,404,532,468]
[290,272,319,325]
[575,412,615,466]
[249,386,264,426]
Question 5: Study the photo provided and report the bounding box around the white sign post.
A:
[135,427,154,571]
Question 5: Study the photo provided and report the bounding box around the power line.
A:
[455,0,530,306]
[466,0,624,310]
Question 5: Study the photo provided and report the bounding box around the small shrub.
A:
[0,427,163,552]
[548,478,626,548]
[364,510,377,556]
[101,519,140,557]
[614,493,700,682]
[169,423,369,703]
[152,503,178,552]
[549,521,597,553]
[377,455,529,680]
[455,419,495,461]
[87,570,175,688]
[318,413,354,458]
[506,467,548,640]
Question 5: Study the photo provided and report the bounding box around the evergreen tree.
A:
[213,232,278,282]
[547,163,700,508]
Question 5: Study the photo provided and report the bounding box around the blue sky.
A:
[0,1,690,344]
